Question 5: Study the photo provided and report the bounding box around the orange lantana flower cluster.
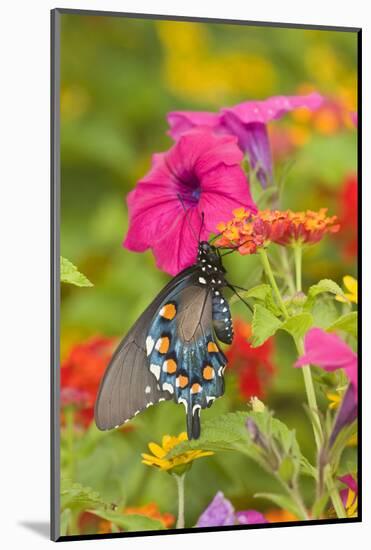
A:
[216,208,340,254]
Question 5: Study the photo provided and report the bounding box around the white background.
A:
[0,0,368,548]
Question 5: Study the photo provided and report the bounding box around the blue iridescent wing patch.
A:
[146,284,227,439]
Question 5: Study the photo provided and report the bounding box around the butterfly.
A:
[94,236,247,440]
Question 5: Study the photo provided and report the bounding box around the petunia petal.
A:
[196,492,236,527]
[221,116,272,188]
[167,111,222,140]
[221,93,324,125]
[123,130,255,275]
[295,328,357,372]
[329,385,358,447]
[166,129,244,182]
[236,510,268,525]
[339,474,358,496]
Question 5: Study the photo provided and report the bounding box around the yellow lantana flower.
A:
[142,432,213,473]
[336,275,358,304]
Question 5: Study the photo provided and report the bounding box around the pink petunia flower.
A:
[123,129,256,275]
[295,328,358,399]
[295,328,358,447]
[167,93,323,188]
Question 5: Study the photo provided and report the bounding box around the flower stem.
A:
[280,247,296,295]
[295,339,322,450]
[325,467,347,519]
[293,245,303,292]
[259,248,289,319]
[258,245,346,519]
[174,473,186,529]
[275,474,309,521]
[293,247,346,519]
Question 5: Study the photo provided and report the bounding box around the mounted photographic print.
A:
[51,8,361,542]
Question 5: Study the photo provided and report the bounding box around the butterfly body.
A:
[95,241,233,439]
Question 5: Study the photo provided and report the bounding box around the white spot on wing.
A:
[146,402,153,408]
[198,277,206,284]
[150,363,161,380]
[145,385,151,394]
[163,382,174,394]
[178,397,188,412]
[206,396,215,404]
[146,336,154,356]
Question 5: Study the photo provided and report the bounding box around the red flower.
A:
[226,320,275,399]
[336,174,357,260]
[61,336,116,427]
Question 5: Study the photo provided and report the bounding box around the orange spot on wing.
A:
[164,359,177,374]
[203,365,215,380]
[177,375,189,389]
[191,383,202,394]
[207,342,219,353]
[156,337,170,354]
[160,303,177,320]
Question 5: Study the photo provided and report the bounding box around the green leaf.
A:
[166,410,303,474]
[244,284,271,300]
[327,312,358,338]
[337,446,358,477]
[87,509,164,531]
[300,456,318,479]
[60,508,71,536]
[278,456,296,483]
[254,492,304,519]
[311,298,339,329]
[60,479,106,511]
[60,256,93,287]
[280,313,313,341]
[229,284,281,316]
[304,279,344,310]
[328,420,358,471]
[251,305,282,347]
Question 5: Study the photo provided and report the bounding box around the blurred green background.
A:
[60,13,357,532]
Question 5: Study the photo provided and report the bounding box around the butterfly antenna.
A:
[227,283,253,314]
[177,193,199,245]
[198,211,205,243]
[209,232,222,244]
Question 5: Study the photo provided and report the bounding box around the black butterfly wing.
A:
[94,267,197,430]
[146,283,227,439]
[212,292,234,344]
